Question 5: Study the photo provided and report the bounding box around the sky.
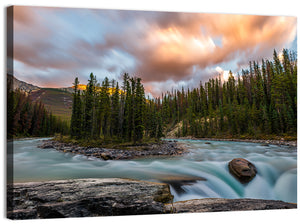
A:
[11,6,297,97]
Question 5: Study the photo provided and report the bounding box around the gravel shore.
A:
[38,139,187,160]
[172,137,297,147]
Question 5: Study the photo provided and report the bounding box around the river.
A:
[8,138,297,203]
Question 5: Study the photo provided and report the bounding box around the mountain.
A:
[8,74,72,121]
[7,74,40,93]
[59,84,123,95]
[29,88,72,121]
[8,75,124,122]
[59,84,87,93]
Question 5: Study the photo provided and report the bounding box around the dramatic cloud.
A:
[12,6,297,96]
[133,13,296,82]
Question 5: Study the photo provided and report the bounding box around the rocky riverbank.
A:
[7,178,297,219]
[7,178,173,219]
[164,198,297,213]
[173,137,297,147]
[38,139,187,160]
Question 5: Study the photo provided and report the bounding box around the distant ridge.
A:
[6,75,123,121]
[7,74,40,93]
[59,84,124,95]
[7,74,72,121]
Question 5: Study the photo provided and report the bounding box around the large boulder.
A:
[7,178,173,219]
[228,158,257,183]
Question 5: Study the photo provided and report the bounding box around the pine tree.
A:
[100,77,111,138]
[70,77,82,139]
[111,81,120,137]
[83,73,96,138]
[156,112,163,141]
[133,77,145,143]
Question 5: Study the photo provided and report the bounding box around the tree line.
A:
[7,89,70,139]
[160,49,297,138]
[71,48,296,142]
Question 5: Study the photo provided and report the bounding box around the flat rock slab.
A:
[7,178,297,220]
[7,178,173,219]
[164,198,297,213]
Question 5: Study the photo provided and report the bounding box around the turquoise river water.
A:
[8,138,297,203]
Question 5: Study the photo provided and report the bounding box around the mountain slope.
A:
[7,74,40,93]
[9,75,124,122]
[29,88,72,121]
[8,74,73,121]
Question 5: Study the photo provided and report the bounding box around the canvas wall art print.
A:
[6,5,297,220]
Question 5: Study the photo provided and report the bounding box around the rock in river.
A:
[228,158,257,183]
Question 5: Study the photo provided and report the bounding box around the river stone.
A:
[7,178,173,219]
[164,198,297,213]
[157,175,206,194]
[100,152,113,160]
[228,158,257,183]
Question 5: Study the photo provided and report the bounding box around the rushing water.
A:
[9,138,297,203]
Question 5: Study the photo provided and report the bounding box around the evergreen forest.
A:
[7,89,70,139]
[70,49,297,142]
